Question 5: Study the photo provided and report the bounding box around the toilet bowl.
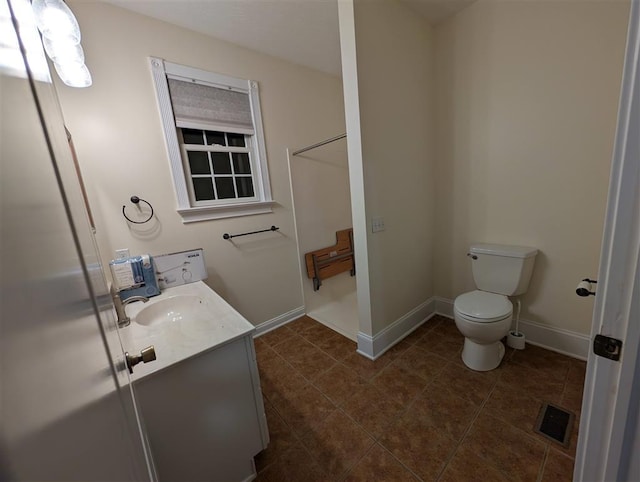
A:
[454,290,512,371]
[453,243,537,371]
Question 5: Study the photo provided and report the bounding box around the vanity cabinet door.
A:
[135,336,267,482]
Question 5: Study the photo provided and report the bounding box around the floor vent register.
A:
[534,402,575,447]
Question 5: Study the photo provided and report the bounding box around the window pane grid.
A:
[184,130,248,148]
[182,128,256,203]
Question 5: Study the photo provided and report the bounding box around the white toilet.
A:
[454,244,538,371]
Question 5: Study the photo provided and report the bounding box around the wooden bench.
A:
[304,228,355,291]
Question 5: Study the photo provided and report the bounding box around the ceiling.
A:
[102,0,474,76]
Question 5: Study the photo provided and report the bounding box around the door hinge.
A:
[593,334,622,361]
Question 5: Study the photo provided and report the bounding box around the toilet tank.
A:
[470,244,538,296]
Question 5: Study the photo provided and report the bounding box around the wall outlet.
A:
[115,248,130,260]
[371,216,385,233]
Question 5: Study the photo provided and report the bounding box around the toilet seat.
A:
[454,290,512,323]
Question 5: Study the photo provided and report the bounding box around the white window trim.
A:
[149,57,273,222]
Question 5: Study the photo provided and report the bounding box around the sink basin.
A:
[135,295,208,326]
[117,281,256,379]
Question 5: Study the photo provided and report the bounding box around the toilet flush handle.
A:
[467,253,478,260]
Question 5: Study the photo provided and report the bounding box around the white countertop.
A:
[117,281,255,381]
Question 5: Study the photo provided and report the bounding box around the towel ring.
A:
[123,196,154,224]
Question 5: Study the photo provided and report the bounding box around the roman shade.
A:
[167,77,254,134]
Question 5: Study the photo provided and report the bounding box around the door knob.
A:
[125,346,156,373]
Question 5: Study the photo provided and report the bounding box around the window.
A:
[150,58,272,223]
[181,129,256,203]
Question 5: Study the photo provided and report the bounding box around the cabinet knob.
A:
[125,346,156,373]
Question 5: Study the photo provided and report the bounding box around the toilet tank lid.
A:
[470,244,538,259]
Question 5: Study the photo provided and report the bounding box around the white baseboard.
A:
[254,306,305,337]
[516,318,590,361]
[434,298,589,360]
[256,299,590,361]
[357,297,436,360]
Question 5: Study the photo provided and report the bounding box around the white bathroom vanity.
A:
[120,281,269,482]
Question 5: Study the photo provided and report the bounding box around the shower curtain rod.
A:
[291,133,347,156]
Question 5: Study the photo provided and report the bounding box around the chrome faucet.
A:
[110,284,149,327]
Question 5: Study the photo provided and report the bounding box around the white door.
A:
[0,1,154,479]
[574,2,640,481]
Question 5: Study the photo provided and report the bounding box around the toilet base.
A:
[461,338,506,371]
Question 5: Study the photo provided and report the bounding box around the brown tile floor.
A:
[254,315,584,481]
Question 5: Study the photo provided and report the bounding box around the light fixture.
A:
[31,0,91,88]
[43,36,84,65]
[31,0,80,43]
[53,60,91,88]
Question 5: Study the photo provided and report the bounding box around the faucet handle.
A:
[125,346,156,374]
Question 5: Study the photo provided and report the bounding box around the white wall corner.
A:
[357,297,437,360]
[356,332,375,360]
[338,0,373,339]
[285,148,308,321]
[253,306,305,337]
[435,297,590,360]
[435,296,455,318]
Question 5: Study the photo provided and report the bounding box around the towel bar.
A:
[223,225,279,240]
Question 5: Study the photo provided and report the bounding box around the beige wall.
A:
[353,0,436,334]
[434,1,629,334]
[57,1,345,325]
[56,0,628,339]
